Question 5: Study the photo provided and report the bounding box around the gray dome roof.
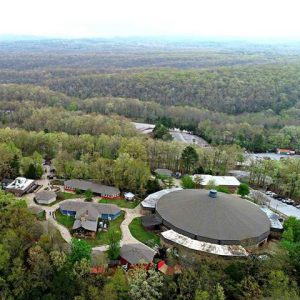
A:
[156,189,270,246]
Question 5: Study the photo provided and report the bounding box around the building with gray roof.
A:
[156,189,270,247]
[120,244,156,266]
[35,190,57,205]
[59,201,121,221]
[64,179,120,198]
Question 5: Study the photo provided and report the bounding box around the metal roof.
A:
[162,230,248,257]
[73,219,98,232]
[75,204,100,221]
[64,179,120,196]
[60,201,120,215]
[141,188,183,209]
[35,190,57,201]
[193,175,240,186]
[260,206,283,230]
[120,244,156,264]
[156,189,270,246]
[6,177,34,191]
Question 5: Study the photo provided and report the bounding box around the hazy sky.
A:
[1,0,300,39]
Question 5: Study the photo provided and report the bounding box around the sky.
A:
[1,0,300,39]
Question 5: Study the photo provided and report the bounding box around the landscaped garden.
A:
[98,198,139,209]
[129,217,160,247]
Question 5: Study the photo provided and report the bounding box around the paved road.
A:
[133,122,209,147]
[267,196,300,219]
[170,130,209,147]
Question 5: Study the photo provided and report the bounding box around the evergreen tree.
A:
[181,146,199,174]
[10,154,20,178]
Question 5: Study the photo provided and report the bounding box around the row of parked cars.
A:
[265,191,300,208]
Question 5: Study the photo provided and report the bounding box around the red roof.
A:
[157,260,182,276]
[90,266,105,274]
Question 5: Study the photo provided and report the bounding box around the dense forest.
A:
[0,39,300,152]
[0,38,300,299]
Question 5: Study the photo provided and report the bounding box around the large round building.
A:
[156,189,270,248]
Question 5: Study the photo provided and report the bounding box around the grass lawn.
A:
[55,209,75,230]
[129,217,160,247]
[59,192,85,200]
[48,192,84,206]
[84,211,125,247]
[98,198,139,209]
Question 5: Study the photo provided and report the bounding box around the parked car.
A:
[286,199,295,205]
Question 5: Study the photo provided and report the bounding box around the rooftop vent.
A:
[209,190,218,198]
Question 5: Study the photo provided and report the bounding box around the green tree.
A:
[237,276,262,300]
[107,232,120,260]
[267,270,300,300]
[237,183,250,197]
[110,267,128,299]
[181,146,199,174]
[10,154,20,178]
[153,124,173,141]
[69,239,92,264]
[181,175,196,189]
[84,189,93,201]
[129,267,164,300]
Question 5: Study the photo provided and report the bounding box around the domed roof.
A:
[156,189,270,246]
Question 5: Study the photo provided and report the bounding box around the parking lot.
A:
[265,194,300,219]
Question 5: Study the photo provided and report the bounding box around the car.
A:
[286,199,295,205]
[296,205,300,209]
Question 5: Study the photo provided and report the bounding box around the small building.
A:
[5,177,36,197]
[120,243,156,269]
[154,169,173,177]
[124,192,135,201]
[141,214,162,230]
[276,148,295,155]
[260,206,283,237]
[59,201,121,221]
[192,174,240,192]
[35,190,57,205]
[73,205,100,237]
[64,179,120,199]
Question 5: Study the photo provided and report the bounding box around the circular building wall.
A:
[156,189,270,246]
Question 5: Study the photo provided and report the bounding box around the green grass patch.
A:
[84,211,125,247]
[98,198,138,209]
[55,209,75,230]
[129,217,160,247]
[59,192,85,200]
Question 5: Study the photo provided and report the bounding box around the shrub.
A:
[238,183,250,197]
[181,175,196,189]
[216,186,230,194]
